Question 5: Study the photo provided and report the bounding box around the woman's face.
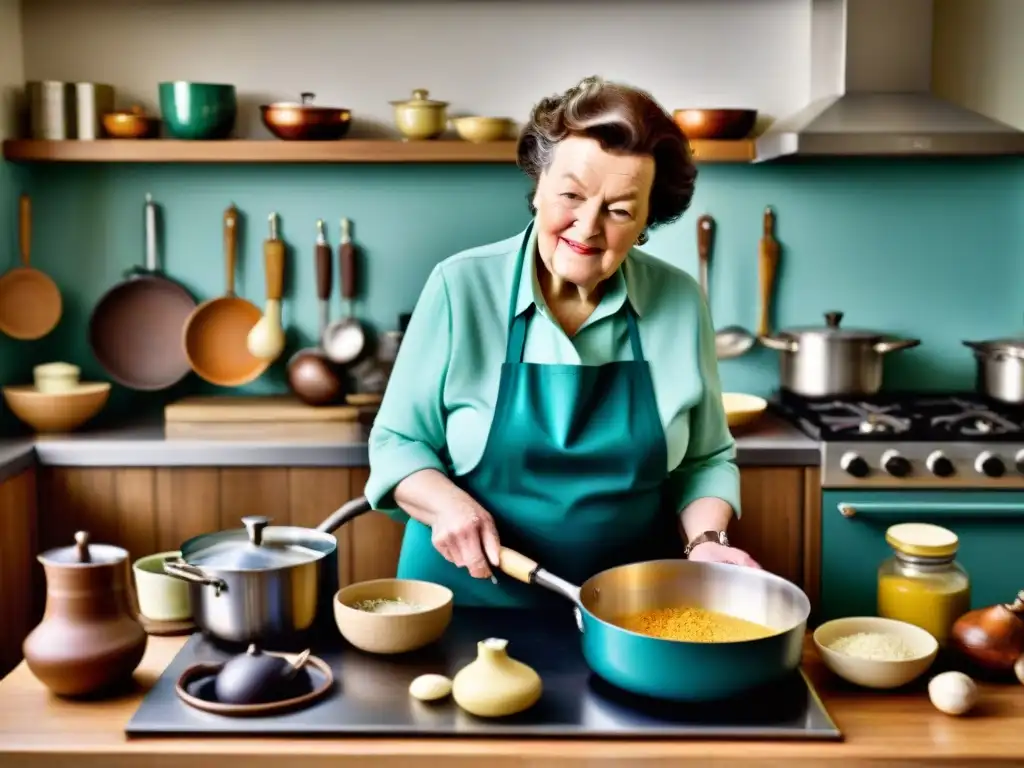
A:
[533,136,655,294]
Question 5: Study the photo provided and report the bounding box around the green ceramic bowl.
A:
[158,81,237,140]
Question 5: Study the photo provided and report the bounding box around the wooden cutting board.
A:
[164,395,361,423]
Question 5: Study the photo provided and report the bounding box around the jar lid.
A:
[886,522,959,558]
[38,531,128,566]
[389,88,448,108]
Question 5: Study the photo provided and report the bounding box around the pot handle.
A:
[758,335,798,353]
[498,547,582,605]
[316,495,373,534]
[874,338,921,354]
[163,558,227,596]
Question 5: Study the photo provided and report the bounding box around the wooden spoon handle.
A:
[315,220,332,302]
[264,224,285,301]
[696,213,713,298]
[339,217,356,302]
[224,205,239,296]
[19,194,30,267]
[758,207,778,337]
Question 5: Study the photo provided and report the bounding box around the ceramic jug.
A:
[23,531,148,696]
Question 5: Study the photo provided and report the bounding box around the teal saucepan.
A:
[498,548,811,702]
[158,81,237,140]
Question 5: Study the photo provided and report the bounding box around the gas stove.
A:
[772,391,1024,489]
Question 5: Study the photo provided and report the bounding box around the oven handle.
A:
[838,502,1024,519]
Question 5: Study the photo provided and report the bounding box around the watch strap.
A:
[684,530,729,557]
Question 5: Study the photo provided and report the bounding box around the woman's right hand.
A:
[430,502,501,579]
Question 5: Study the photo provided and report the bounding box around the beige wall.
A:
[933,0,1024,130]
[19,0,813,139]
[0,0,23,139]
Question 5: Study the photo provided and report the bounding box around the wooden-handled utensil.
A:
[758,207,779,338]
[322,217,367,364]
[183,205,268,386]
[699,213,755,358]
[247,213,287,361]
[0,194,62,340]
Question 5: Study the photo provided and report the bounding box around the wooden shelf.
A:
[1,138,755,164]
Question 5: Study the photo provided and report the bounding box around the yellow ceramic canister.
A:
[877,522,971,646]
[390,88,448,140]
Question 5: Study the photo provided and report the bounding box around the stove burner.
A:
[774,391,1024,442]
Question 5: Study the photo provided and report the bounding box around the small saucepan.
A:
[162,498,372,648]
[497,548,810,702]
[963,338,1024,404]
[260,92,352,141]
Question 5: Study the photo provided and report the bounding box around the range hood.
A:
[754,0,1024,162]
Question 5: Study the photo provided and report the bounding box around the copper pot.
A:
[672,108,757,140]
[23,531,147,697]
[260,92,352,140]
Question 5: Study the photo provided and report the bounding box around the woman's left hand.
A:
[687,542,762,569]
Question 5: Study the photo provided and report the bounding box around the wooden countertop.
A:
[0,636,1021,768]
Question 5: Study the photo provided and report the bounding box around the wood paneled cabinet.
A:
[0,464,816,676]
[0,467,37,678]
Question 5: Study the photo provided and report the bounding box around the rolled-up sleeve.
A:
[365,264,452,522]
[664,289,742,519]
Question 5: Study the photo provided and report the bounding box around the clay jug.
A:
[23,531,148,697]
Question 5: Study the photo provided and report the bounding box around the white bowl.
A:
[722,392,768,429]
[813,616,938,689]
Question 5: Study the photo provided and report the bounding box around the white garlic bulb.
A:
[928,671,978,716]
[409,673,452,702]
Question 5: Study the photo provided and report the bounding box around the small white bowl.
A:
[813,616,938,689]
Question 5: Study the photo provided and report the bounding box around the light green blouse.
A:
[365,223,741,524]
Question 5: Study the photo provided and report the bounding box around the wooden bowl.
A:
[813,616,939,689]
[2,383,110,433]
[722,392,768,429]
[333,578,453,654]
[102,106,161,139]
[673,109,757,140]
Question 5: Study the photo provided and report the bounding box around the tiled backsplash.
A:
[0,156,1021,423]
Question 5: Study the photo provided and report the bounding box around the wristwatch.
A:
[684,530,729,557]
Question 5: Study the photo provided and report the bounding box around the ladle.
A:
[696,214,754,359]
[247,213,287,361]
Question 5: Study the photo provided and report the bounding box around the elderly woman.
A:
[365,76,758,608]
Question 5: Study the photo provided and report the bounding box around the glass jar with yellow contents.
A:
[877,522,971,646]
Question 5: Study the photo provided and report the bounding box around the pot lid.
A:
[264,92,344,111]
[964,337,1024,353]
[780,311,884,341]
[38,530,128,566]
[184,516,327,571]
[389,88,448,108]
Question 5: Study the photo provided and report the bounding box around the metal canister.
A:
[26,81,74,139]
[74,82,115,139]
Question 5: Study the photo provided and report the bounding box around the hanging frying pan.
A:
[88,194,197,390]
[182,205,269,387]
[0,194,62,340]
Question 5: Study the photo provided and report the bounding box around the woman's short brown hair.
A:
[517,76,697,230]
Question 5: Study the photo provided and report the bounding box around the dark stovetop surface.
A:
[125,608,840,741]
[771,390,1024,442]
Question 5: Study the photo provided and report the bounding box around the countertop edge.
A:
[0,415,819,471]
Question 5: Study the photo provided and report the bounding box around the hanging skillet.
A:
[88,194,197,390]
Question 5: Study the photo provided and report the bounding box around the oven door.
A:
[819,489,1024,623]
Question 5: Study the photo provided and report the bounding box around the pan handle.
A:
[144,193,157,272]
[498,547,582,605]
[163,558,227,596]
[316,495,373,534]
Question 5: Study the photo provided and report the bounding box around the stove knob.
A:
[840,451,870,478]
[926,451,956,478]
[881,450,912,478]
[975,451,1005,478]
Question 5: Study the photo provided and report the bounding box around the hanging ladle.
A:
[696,214,754,359]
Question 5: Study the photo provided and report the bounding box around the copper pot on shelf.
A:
[22,531,148,697]
[260,92,352,141]
[672,108,757,140]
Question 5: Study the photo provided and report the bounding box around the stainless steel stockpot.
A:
[963,338,1024,404]
[163,498,371,647]
[759,311,920,398]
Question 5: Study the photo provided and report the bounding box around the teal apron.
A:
[396,224,678,608]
